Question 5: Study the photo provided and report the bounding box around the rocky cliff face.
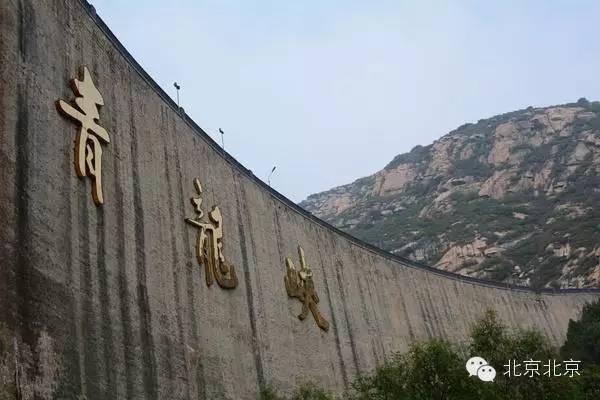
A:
[301,99,600,288]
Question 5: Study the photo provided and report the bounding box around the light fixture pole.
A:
[268,166,277,186]
[219,128,225,151]
[173,82,181,107]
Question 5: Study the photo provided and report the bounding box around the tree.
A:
[350,340,495,400]
[263,306,600,400]
[561,299,600,364]
[561,299,600,398]
[350,310,584,400]
[469,310,578,400]
[260,383,334,400]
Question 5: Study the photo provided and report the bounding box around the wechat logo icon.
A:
[466,356,496,382]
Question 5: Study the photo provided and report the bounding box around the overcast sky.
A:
[92,0,600,202]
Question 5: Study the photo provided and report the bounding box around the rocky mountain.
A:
[300,99,600,288]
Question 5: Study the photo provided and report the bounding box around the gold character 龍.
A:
[185,178,238,289]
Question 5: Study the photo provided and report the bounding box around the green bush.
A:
[561,299,600,364]
[260,383,335,400]
[451,158,493,178]
[468,310,578,400]
[262,306,600,400]
[350,340,489,400]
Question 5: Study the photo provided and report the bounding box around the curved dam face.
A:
[0,1,598,399]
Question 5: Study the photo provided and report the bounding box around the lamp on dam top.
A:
[219,128,225,151]
[268,166,277,186]
[173,82,181,107]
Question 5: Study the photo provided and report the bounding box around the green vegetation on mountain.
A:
[301,99,600,288]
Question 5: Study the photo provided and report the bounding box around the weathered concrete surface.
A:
[0,1,598,399]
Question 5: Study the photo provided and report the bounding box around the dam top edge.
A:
[77,0,600,296]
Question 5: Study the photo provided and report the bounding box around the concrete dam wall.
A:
[0,1,598,399]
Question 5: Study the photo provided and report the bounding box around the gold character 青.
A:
[56,66,110,205]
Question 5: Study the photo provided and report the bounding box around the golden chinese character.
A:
[284,246,329,331]
[185,178,238,289]
[56,66,110,205]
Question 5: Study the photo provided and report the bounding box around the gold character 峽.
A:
[284,246,329,331]
[56,66,110,205]
[185,178,238,289]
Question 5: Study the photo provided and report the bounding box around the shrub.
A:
[350,340,488,400]
[264,307,600,400]
[561,299,600,364]
[260,383,335,400]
